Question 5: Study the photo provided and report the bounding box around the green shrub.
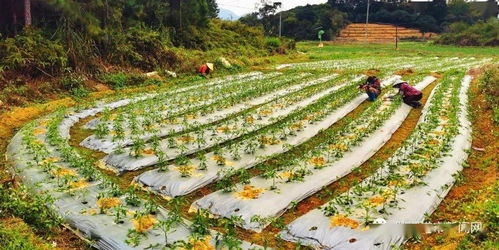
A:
[70,86,90,98]
[144,78,162,86]
[59,74,86,90]
[100,72,128,89]
[479,65,499,124]
[435,19,499,46]
[0,184,61,232]
[127,73,148,86]
[0,219,52,250]
[266,37,281,51]
[100,72,155,89]
[107,27,178,70]
[180,19,267,57]
[265,37,295,54]
[0,28,68,76]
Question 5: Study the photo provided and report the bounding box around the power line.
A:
[218,3,255,10]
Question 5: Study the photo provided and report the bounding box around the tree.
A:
[417,15,438,40]
[421,0,447,25]
[445,0,476,24]
[24,0,31,26]
[257,0,280,19]
[239,13,261,27]
[206,0,219,19]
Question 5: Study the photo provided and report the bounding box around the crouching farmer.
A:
[392,80,423,108]
[198,63,214,79]
[359,76,381,101]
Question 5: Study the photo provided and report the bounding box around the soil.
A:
[404,69,498,249]
[395,68,415,76]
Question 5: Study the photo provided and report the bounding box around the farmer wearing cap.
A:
[391,80,423,108]
[359,76,381,101]
[198,63,214,78]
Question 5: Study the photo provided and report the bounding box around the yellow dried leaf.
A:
[364,196,386,207]
[303,115,314,121]
[330,214,359,229]
[329,144,347,151]
[83,209,97,215]
[189,235,215,250]
[174,165,203,177]
[278,171,293,180]
[210,155,233,166]
[259,136,280,145]
[40,157,60,165]
[431,131,445,136]
[51,168,77,177]
[132,214,158,233]
[69,179,89,189]
[309,156,326,167]
[97,197,122,210]
[234,185,266,200]
[141,148,156,156]
[289,123,303,131]
[216,126,231,133]
[94,160,108,169]
[178,136,195,143]
[244,117,255,124]
[33,128,47,135]
[259,109,273,115]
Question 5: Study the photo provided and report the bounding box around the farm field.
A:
[2,42,498,249]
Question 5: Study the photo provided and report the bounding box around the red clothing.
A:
[399,83,421,97]
[198,64,210,74]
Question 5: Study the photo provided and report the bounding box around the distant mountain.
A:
[218,8,240,21]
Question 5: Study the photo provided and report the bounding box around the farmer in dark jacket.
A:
[359,76,381,101]
[392,80,423,108]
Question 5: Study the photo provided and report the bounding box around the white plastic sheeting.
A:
[7,116,260,250]
[5,72,271,250]
[81,73,332,153]
[192,77,435,232]
[279,75,472,250]
[80,72,283,151]
[82,72,264,130]
[103,75,372,173]
[60,72,263,139]
[135,75,381,198]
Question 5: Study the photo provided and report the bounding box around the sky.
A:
[217,0,329,17]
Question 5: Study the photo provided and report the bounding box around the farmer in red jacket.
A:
[392,80,423,108]
[359,76,381,101]
[198,63,214,78]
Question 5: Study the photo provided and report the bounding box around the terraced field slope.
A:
[336,23,437,43]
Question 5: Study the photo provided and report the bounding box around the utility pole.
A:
[274,2,282,37]
[179,0,182,33]
[395,23,399,50]
[279,11,282,37]
[365,0,370,45]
